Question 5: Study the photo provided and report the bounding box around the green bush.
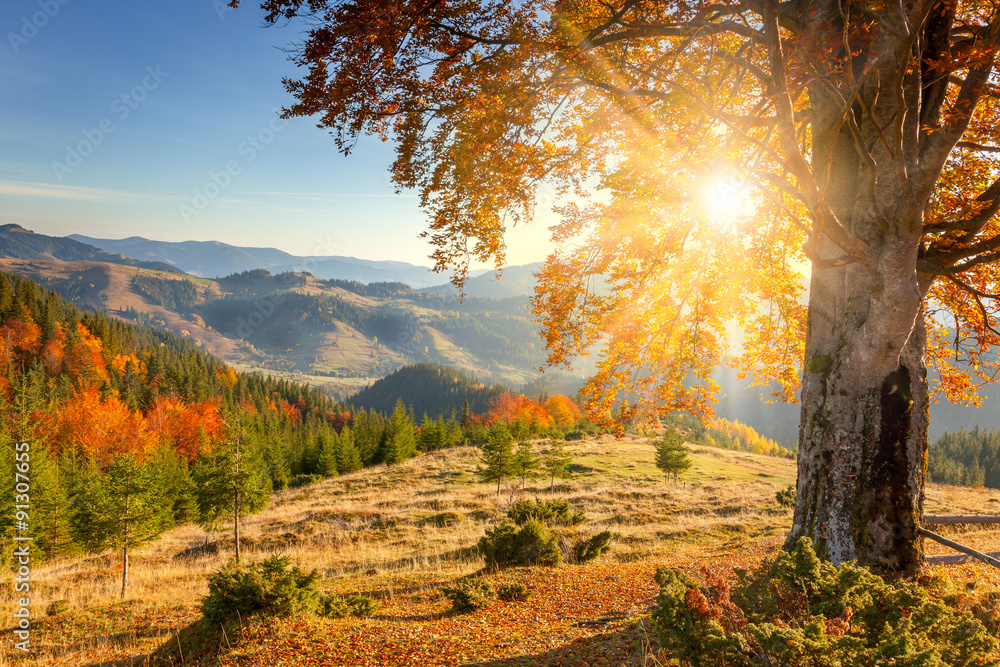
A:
[507,498,585,526]
[572,531,613,563]
[479,519,562,568]
[319,593,379,618]
[775,485,796,507]
[565,430,586,441]
[202,555,321,624]
[441,578,496,613]
[497,582,531,602]
[653,538,999,667]
[46,599,69,616]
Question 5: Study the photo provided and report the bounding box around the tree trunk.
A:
[122,489,130,600]
[782,44,935,573]
[787,244,929,573]
[234,492,241,564]
[234,427,242,564]
[121,544,129,600]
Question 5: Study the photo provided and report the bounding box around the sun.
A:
[702,181,744,225]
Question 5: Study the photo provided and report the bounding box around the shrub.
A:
[653,538,999,667]
[46,599,69,616]
[497,582,531,602]
[572,531,613,563]
[507,498,585,526]
[775,485,796,507]
[565,430,586,441]
[441,578,496,613]
[479,519,562,568]
[202,555,321,624]
[319,593,379,618]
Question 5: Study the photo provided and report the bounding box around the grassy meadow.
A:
[4,435,1000,666]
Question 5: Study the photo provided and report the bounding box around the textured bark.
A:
[783,22,933,571]
[788,296,928,572]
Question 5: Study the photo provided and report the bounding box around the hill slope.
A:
[9,435,998,667]
[0,224,181,273]
[348,362,511,416]
[0,259,559,393]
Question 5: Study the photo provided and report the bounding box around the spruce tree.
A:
[380,400,417,465]
[70,454,168,599]
[151,443,200,527]
[336,427,363,473]
[30,444,74,560]
[193,421,271,563]
[655,430,692,484]
[513,440,539,486]
[542,438,573,489]
[316,430,340,477]
[479,423,516,494]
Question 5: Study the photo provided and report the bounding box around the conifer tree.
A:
[151,443,200,527]
[513,440,539,486]
[418,412,437,452]
[316,430,340,477]
[193,420,271,563]
[542,438,573,490]
[336,426,363,473]
[479,423,516,494]
[352,408,383,465]
[461,400,471,428]
[70,454,168,599]
[30,444,74,560]
[655,430,692,484]
[380,400,417,465]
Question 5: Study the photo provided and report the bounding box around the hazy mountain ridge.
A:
[0,256,554,394]
[70,233,448,288]
[68,233,544,295]
[0,225,182,273]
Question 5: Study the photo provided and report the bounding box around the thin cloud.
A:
[0,181,142,202]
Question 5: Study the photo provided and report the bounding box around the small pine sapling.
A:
[655,429,692,484]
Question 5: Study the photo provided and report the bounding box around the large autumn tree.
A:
[247,0,1000,572]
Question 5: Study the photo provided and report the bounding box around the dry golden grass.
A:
[3,435,998,666]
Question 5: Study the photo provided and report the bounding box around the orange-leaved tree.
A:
[543,394,584,430]
[146,396,225,462]
[55,384,155,466]
[487,394,552,433]
[249,0,1000,572]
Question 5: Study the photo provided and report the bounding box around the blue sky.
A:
[0,0,550,266]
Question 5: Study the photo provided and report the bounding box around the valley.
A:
[0,255,577,399]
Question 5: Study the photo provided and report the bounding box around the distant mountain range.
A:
[0,224,182,273]
[1,225,991,443]
[68,233,450,287]
[422,262,544,299]
[67,233,548,296]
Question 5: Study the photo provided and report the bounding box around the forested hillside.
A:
[928,427,1000,488]
[348,362,510,416]
[0,271,597,575]
[0,258,553,389]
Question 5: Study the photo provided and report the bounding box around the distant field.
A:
[4,436,999,667]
